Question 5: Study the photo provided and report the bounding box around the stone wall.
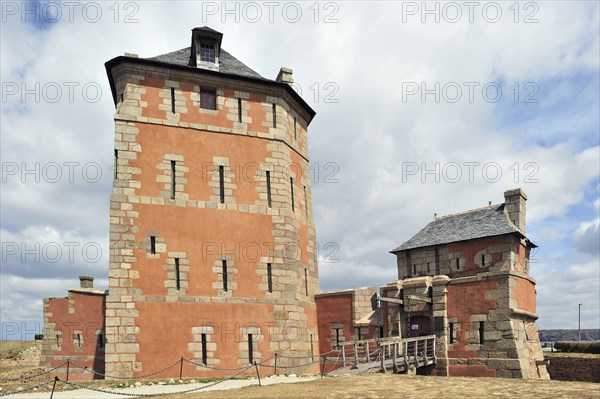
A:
[40,290,106,380]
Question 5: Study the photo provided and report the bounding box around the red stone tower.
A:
[103,27,319,377]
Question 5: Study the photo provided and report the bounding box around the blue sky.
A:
[1,1,599,339]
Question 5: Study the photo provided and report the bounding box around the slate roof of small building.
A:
[391,204,527,252]
[147,47,266,80]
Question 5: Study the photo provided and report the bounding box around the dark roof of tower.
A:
[391,204,534,252]
[147,47,265,80]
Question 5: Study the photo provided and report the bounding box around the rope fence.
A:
[0,347,383,398]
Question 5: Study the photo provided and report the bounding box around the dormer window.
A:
[200,43,215,63]
[200,89,217,110]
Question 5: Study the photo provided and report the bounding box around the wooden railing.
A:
[333,335,436,372]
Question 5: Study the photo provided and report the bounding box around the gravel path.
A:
[2,375,319,398]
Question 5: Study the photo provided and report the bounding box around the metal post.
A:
[320,356,326,379]
[351,344,358,370]
[274,353,278,376]
[65,359,70,382]
[341,345,346,367]
[578,303,583,341]
[50,376,58,399]
[254,361,261,386]
[366,342,370,362]
[179,357,184,379]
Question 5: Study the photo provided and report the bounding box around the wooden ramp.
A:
[327,335,436,375]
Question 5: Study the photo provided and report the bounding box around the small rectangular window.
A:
[267,263,273,293]
[290,177,295,211]
[171,87,175,113]
[479,321,485,344]
[266,170,272,207]
[219,165,225,204]
[449,323,454,344]
[171,160,176,200]
[335,328,341,348]
[201,333,208,365]
[150,236,156,254]
[413,264,417,276]
[248,334,254,364]
[272,103,277,127]
[200,89,217,110]
[222,260,228,292]
[303,186,308,218]
[456,258,460,270]
[175,258,181,291]
[237,98,242,123]
[304,268,308,296]
[379,326,384,338]
[114,150,118,180]
[200,43,215,63]
[481,254,485,267]
[293,116,297,140]
[56,334,61,349]
[74,333,81,349]
[357,328,362,341]
[97,332,104,348]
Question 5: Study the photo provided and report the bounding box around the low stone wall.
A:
[546,354,600,383]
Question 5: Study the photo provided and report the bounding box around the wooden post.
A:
[366,342,370,362]
[65,359,70,382]
[381,343,386,372]
[179,357,184,379]
[392,343,397,373]
[254,361,261,386]
[50,376,58,399]
[341,345,346,367]
[274,353,278,376]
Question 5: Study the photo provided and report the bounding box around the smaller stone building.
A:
[316,188,549,379]
[40,276,107,380]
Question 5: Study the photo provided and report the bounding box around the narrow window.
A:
[266,170,272,207]
[237,98,242,123]
[222,260,228,291]
[56,334,61,349]
[74,333,81,349]
[201,333,208,365]
[303,186,307,218]
[304,268,308,296]
[290,177,295,211]
[175,258,181,291]
[479,321,485,344]
[114,149,118,180]
[379,326,384,338]
[200,89,217,110]
[449,323,454,344]
[335,328,341,348]
[219,165,225,204]
[456,258,460,270]
[481,254,485,267]
[267,263,273,293]
[150,236,156,254]
[97,332,104,348]
[170,160,176,200]
[171,87,175,113]
[357,328,362,341]
[413,264,417,276]
[248,334,254,364]
[200,43,215,62]
[293,116,297,140]
[272,103,277,127]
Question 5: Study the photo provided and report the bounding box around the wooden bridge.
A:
[327,335,436,375]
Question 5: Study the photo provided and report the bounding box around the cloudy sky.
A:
[1,1,598,339]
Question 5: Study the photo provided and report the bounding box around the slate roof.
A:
[147,47,266,80]
[391,204,528,252]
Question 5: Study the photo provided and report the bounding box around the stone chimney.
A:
[504,188,527,233]
[79,275,94,289]
[276,67,293,86]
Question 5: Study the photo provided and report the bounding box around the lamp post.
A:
[578,303,583,341]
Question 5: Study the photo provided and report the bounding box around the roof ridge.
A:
[436,203,503,220]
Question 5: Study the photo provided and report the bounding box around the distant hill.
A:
[539,329,600,342]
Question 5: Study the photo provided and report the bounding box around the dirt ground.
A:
[546,352,600,383]
[160,374,600,399]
